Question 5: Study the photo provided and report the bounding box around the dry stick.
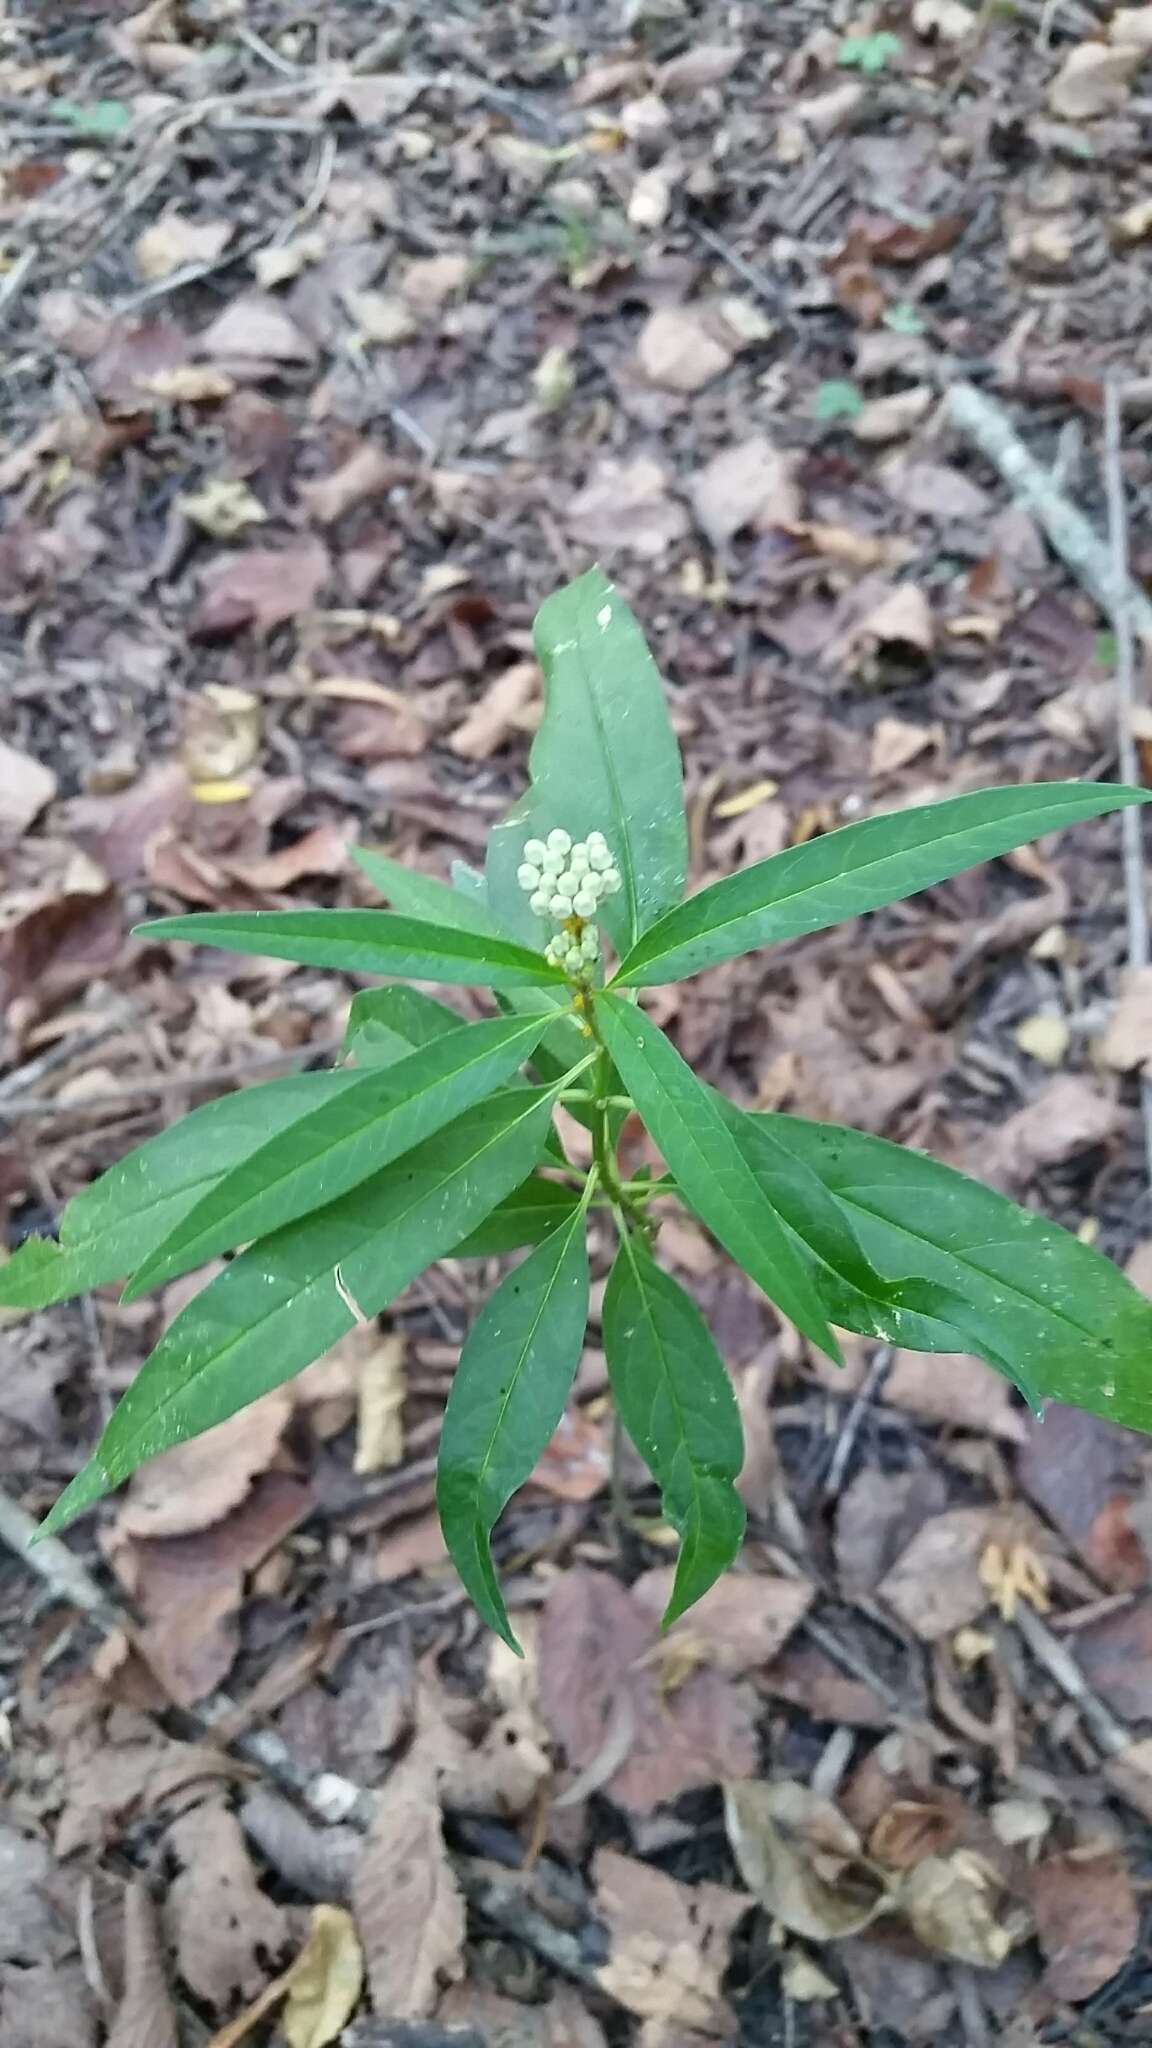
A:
[946,380,1152,641]
[0,1037,343,1119]
[1103,376,1152,1185]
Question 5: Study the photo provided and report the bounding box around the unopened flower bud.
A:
[602,867,622,894]
[529,889,550,915]
[523,838,547,865]
[517,863,541,890]
[573,888,597,917]
[546,828,572,856]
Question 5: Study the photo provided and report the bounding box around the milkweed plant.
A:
[10,568,1152,1649]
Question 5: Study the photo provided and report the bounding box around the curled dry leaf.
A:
[193,538,330,637]
[134,211,231,282]
[657,43,743,92]
[450,661,541,760]
[857,582,934,654]
[1032,1848,1138,2001]
[593,1848,748,2030]
[899,1853,1018,1968]
[352,1739,465,2018]
[402,254,473,315]
[105,1882,178,2048]
[1048,41,1142,118]
[181,683,263,785]
[163,1801,291,2009]
[226,821,353,893]
[566,457,689,560]
[690,435,801,548]
[853,386,934,444]
[630,1567,813,1675]
[993,1074,1120,1182]
[1111,5,1152,44]
[1098,964,1152,1071]
[353,1330,407,1474]
[179,479,267,540]
[724,1780,890,1942]
[877,1506,995,1641]
[0,739,57,838]
[113,1388,294,1540]
[635,306,734,393]
[200,293,315,364]
[299,444,400,527]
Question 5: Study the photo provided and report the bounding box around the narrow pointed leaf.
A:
[40,1088,558,1536]
[138,909,565,990]
[0,1071,356,1312]
[451,1178,581,1258]
[486,567,688,952]
[342,985,465,1065]
[759,1111,1152,1428]
[438,1209,590,1649]
[125,1015,550,1298]
[594,994,841,1360]
[351,847,502,938]
[614,782,1152,986]
[603,1233,745,1623]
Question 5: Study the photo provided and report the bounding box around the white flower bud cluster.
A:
[516,828,621,977]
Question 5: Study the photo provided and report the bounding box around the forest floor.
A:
[6,0,1152,2042]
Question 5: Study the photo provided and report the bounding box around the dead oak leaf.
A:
[593,1847,748,2029]
[105,1882,178,2048]
[134,211,231,282]
[449,661,540,761]
[299,443,402,526]
[724,1780,889,1942]
[900,1852,1019,1968]
[1048,40,1142,117]
[200,292,315,364]
[112,1390,294,1540]
[877,1506,995,1641]
[163,1801,292,2009]
[0,739,56,838]
[992,1073,1120,1184]
[635,305,733,393]
[630,1567,813,1675]
[1032,1848,1138,2002]
[566,456,689,560]
[690,434,801,547]
[657,43,743,93]
[192,538,330,638]
[352,1739,465,2018]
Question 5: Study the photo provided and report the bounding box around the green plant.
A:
[838,29,903,70]
[12,569,1152,1650]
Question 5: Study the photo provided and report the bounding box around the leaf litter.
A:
[5,0,1152,2037]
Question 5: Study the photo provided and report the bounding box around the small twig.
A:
[0,245,36,326]
[822,1346,893,1500]
[0,1003,136,1105]
[0,1484,120,1627]
[0,1038,343,1119]
[1103,376,1152,1186]
[947,380,1152,640]
[1012,1600,1130,1755]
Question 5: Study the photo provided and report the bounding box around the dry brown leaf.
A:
[135,212,231,281]
[353,1330,407,1473]
[402,253,472,314]
[566,456,689,559]
[593,1848,747,2029]
[690,434,801,547]
[993,1074,1119,1182]
[853,385,934,444]
[900,1853,1017,1968]
[299,444,400,526]
[858,583,935,653]
[180,682,263,784]
[450,661,541,760]
[200,293,315,363]
[1014,1013,1070,1066]
[0,739,56,838]
[202,1905,363,2048]
[1111,4,1152,43]
[1032,1849,1137,2001]
[881,1349,1027,1443]
[193,538,330,637]
[180,479,267,540]
[657,44,743,93]
[1098,964,1152,1070]
[913,0,977,39]
[226,822,353,892]
[144,364,236,402]
[113,1390,293,1540]
[635,305,733,393]
[572,56,649,103]
[869,717,935,778]
[106,1882,178,2048]
[352,1738,465,2016]
[164,1802,291,2009]
[628,169,672,231]
[347,289,420,345]
[724,1781,889,1941]
[877,1506,995,1640]
[630,1568,813,1675]
[880,456,991,521]
[1048,41,1142,117]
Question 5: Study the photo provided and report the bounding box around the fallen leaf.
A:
[853,385,934,443]
[657,44,743,92]
[878,1507,995,1640]
[282,1906,364,2048]
[347,289,419,345]
[869,716,934,777]
[1098,964,1152,1070]
[690,434,801,547]
[572,57,649,104]
[858,582,935,653]
[1074,1600,1152,1718]
[628,169,672,230]
[881,457,992,521]
[144,364,236,402]
[354,1330,407,1474]
[630,1568,813,1674]
[1032,1849,1138,2001]
[164,1802,291,2009]
[0,740,56,837]
[759,1643,891,1728]
[113,1389,294,1539]
[1048,41,1141,118]
[252,233,325,289]
[226,822,354,892]
[781,1951,838,2001]
[179,478,267,539]
[181,683,263,783]
[881,1349,1027,1442]
[299,444,400,526]
[837,1929,955,2040]
[635,305,733,393]
[450,661,541,760]
[192,538,330,637]
[1111,4,1152,44]
[994,1074,1120,1182]
[913,0,977,40]
[714,778,780,820]
[1014,1013,1070,1066]
[106,1883,178,2048]
[901,1853,1017,1967]
[134,211,231,281]
[352,1738,465,2017]
[1115,196,1152,242]
[566,456,689,559]
[593,1848,747,2029]
[724,1780,889,1940]
[402,254,472,315]
[200,293,315,364]
[528,1405,611,1503]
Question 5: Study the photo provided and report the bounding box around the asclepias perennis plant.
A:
[11,567,1152,1649]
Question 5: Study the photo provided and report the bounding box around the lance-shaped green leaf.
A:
[342,985,465,1065]
[138,909,565,991]
[614,782,1152,986]
[40,1088,559,1537]
[603,1233,745,1623]
[0,1070,357,1313]
[351,847,502,938]
[438,1207,590,1649]
[486,567,688,953]
[759,1111,1152,1428]
[124,1015,550,1298]
[451,1177,582,1258]
[595,994,841,1360]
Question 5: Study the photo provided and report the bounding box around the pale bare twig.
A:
[0,1037,343,1119]
[822,1345,893,1500]
[1102,376,1152,1185]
